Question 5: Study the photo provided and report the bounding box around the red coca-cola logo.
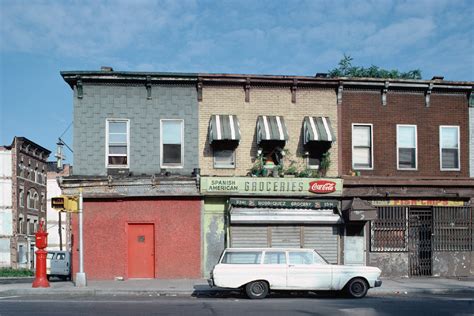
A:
[309,180,336,194]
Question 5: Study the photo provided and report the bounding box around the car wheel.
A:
[346,278,368,298]
[245,281,269,299]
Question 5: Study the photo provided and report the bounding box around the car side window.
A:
[289,252,314,265]
[263,252,287,264]
[221,251,262,264]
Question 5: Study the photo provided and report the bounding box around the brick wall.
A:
[73,84,198,176]
[470,107,474,177]
[341,89,469,177]
[199,86,338,177]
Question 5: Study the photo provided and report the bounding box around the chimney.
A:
[315,73,328,78]
[431,76,444,81]
[101,66,114,72]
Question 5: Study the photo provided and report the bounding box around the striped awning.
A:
[208,115,241,144]
[256,115,289,144]
[303,116,336,144]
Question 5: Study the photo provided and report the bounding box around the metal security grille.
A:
[433,207,472,251]
[408,209,432,276]
[371,207,408,251]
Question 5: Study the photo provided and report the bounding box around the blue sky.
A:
[1,0,473,164]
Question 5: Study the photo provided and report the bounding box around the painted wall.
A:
[46,177,67,250]
[202,197,227,277]
[199,86,338,177]
[71,198,201,280]
[0,150,12,267]
[73,84,199,176]
[368,252,409,277]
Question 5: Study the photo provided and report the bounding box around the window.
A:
[433,207,472,251]
[18,217,24,234]
[352,124,373,169]
[40,193,45,212]
[161,120,183,168]
[263,252,286,264]
[221,251,262,264]
[371,207,408,251]
[106,119,129,168]
[289,252,314,265]
[440,126,460,170]
[214,149,236,169]
[397,125,417,170]
[19,187,24,207]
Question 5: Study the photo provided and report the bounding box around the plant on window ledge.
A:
[318,151,331,177]
[250,152,264,176]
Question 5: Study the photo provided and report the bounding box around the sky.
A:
[1,0,473,164]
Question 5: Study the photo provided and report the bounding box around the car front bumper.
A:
[374,280,382,287]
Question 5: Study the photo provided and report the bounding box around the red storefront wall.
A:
[71,198,201,280]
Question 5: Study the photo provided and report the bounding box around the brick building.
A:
[60,69,201,280]
[0,137,50,269]
[198,74,348,276]
[339,78,473,277]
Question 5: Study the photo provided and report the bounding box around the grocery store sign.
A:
[229,198,338,209]
[200,177,342,196]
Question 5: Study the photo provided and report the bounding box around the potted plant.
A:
[318,152,331,177]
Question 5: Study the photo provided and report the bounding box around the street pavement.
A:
[0,276,473,297]
[0,293,473,316]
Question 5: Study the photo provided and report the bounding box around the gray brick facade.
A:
[72,82,198,176]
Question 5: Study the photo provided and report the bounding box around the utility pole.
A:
[75,189,87,287]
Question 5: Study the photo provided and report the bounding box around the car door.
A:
[261,251,288,289]
[286,251,332,290]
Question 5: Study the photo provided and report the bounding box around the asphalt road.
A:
[0,293,472,316]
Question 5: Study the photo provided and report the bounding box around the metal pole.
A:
[75,189,87,287]
[58,212,62,251]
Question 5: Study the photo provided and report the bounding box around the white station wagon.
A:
[208,248,382,299]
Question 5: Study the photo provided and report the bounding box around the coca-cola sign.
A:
[309,180,336,194]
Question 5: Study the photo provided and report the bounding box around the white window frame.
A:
[352,123,374,170]
[439,125,460,171]
[19,186,24,207]
[105,119,130,169]
[396,124,418,170]
[160,119,184,169]
[213,148,236,169]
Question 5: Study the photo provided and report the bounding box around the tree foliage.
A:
[328,54,422,80]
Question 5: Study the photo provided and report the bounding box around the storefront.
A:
[200,177,344,276]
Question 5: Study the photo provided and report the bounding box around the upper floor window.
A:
[397,125,417,170]
[214,148,236,169]
[19,187,24,207]
[161,120,183,168]
[352,124,373,170]
[106,119,129,168]
[440,126,460,171]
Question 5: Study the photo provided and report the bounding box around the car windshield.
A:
[46,253,54,259]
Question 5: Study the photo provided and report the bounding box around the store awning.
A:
[208,115,241,144]
[230,207,343,224]
[303,116,336,145]
[256,115,289,144]
[342,198,378,221]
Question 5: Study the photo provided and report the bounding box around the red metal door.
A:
[128,224,154,278]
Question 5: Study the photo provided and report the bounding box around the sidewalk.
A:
[1,277,473,297]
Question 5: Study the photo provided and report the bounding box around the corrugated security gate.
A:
[230,225,339,263]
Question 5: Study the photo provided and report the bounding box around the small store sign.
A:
[371,199,466,207]
[229,198,338,209]
[200,177,342,196]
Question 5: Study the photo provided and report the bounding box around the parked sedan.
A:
[208,248,382,299]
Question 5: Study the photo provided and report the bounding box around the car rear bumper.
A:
[374,280,382,287]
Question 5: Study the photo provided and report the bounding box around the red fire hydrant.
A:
[32,220,50,288]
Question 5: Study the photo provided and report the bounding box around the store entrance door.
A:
[409,208,432,276]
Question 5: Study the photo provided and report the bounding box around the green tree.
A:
[328,54,422,80]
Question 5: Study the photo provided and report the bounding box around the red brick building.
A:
[338,78,473,277]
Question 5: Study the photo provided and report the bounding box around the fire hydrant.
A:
[32,220,50,288]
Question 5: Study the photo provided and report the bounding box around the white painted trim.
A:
[262,116,270,140]
[396,124,418,171]
[439,125,461,171]
[276,116,285,140]
[105,118,130,169]
[216,115,222,140]
[160,119,184,169]
[351,123,374,170]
